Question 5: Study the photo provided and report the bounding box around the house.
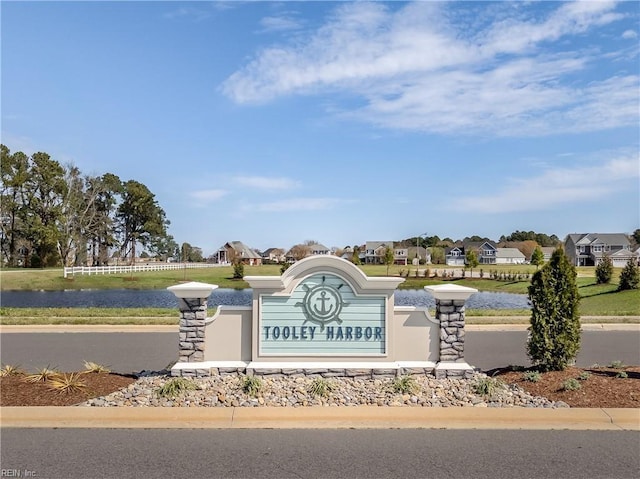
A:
[465,241,499,264]
[364,241,394,264]
[495,248,526,264]
[261,248,285,263]
[285,243,332,263]
[215,241,262,266]
[446,246,465,266]
[308,243,332,256]
[564,233,634,267]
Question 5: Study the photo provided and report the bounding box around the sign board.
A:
[259,272,386,356]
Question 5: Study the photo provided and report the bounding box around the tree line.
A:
[1,145,176,267]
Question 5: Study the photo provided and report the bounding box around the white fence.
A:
[63,262,224,278]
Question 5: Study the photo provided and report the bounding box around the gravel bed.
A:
[80,371,568,408]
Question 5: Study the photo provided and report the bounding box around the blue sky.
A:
[2,1,639,256]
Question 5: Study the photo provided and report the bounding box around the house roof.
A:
[566,233,630,247]
[495,248,525,258]
[221,241,262,259]
[365,241,394,250]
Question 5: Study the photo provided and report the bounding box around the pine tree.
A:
[595,255,613,284]
[530,246,545,269]
[527,248,581,371]
[618,259,639,291]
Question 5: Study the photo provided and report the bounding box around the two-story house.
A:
[446,246,465,266]
[215,241,263,265]
[261,248,286,263]
[364,241,394,264]
[564,233,633,267]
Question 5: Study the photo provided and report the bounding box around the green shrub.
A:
[473,377,502,396]
[527,249,581,371]
[595,256,613,284]
[562,378,581,391]
[392,375,418,394]
[232,261,244,279]
[156,377,198,398]
[609,360,625,369]
[616,371,628,379]
[618,259,639,291]
[307,377,334,397]
[522,371,542,383]
[578,371,591,381]
[241,375,262,397]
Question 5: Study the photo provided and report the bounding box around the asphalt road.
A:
[1,330,639,373]
[2,429,639,479]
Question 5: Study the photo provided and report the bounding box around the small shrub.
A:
[616,371,628,379]
[0,364,23,377]
[156,377,198,398]
[48,373,87,394]
[473,377,502,396]
[83,361,110,373]
[522,371,542,383]
[562,378,581,391]
[618,259,639,291]
[609,360,625,369]
[578,371,591,381]
[392,375,418,394]
[232,261,244,279]
[241,375,263,397]
[595,256,613,284]
[24,366,60,383]
[307,377,334,397]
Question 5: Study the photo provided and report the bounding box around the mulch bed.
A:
[491,366,640,408]
[0,372,136,406]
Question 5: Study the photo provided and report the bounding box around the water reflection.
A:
[0,288,530,310]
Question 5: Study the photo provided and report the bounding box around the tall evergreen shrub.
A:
[618,259,639,291]
[595,255,613,284]
[527,248,581,371]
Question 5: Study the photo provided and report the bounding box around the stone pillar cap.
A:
[167,281,218,299]
[424,284,478,301]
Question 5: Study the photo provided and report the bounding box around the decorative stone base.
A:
[171,361,437,378]
[434,361,476,379]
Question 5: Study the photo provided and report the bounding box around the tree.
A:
[350,245,361,265]
[430,246,445,264]
[527,248,581,371]
[465,249,479,277]
[116,180,169,264]
[289,244,311,261]
[383,246,394,275]
[632,229,640,246]
[595,255,613,284]
[530,247,544,269]
[0,146,29,266]
[618,259,639,291]
[20,152,67,267]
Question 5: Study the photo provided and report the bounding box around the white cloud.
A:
[190,189,228,204]
[233,175,300,190]
[622,29,638,39]
[450,155,640,213]
[258,14,303,33]
[221,1,638,136]
[253,197,344,212]
[163,6,211,22]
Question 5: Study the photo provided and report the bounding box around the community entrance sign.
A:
[168,255,477,378]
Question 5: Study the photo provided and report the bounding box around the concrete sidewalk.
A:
[1,406,638,430]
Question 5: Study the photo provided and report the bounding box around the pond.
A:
[0,288,530,310]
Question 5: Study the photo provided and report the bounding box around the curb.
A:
[1,406,638,430]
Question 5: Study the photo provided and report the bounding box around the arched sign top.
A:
[245,255,404,294]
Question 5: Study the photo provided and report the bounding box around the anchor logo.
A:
[295,275,348,331]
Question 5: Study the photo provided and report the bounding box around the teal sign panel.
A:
[260,273,386,356]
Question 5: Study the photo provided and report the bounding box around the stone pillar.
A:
[424,284,478,379]
[167,281,218,377]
